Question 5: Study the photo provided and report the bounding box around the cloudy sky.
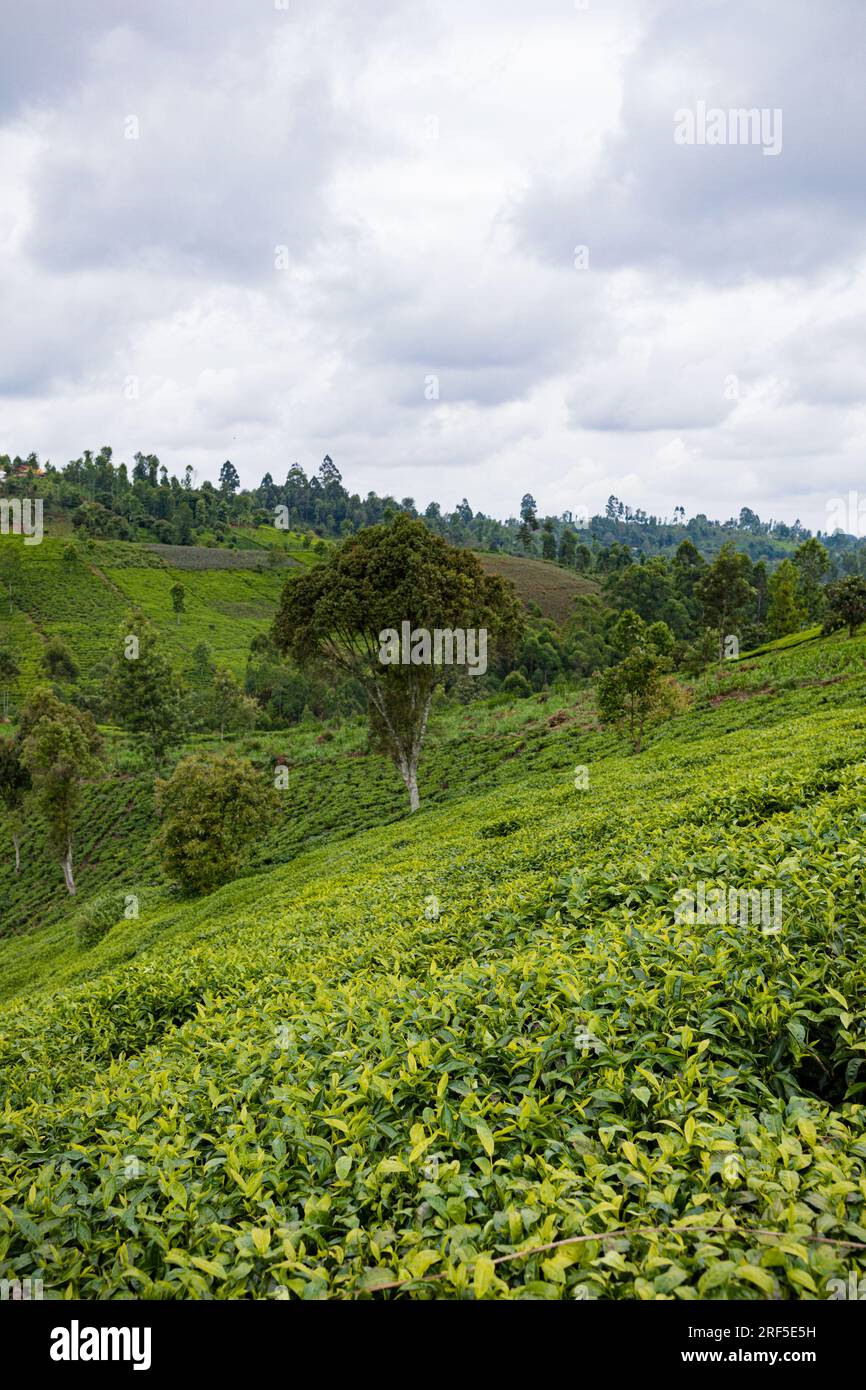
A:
[1,0,863,528]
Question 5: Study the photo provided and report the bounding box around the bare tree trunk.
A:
[398,756,421,812]
[374,685,433,814]
[61,841,76,895]
[13,831,20,875]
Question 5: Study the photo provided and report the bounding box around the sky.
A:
[0,0,864,531]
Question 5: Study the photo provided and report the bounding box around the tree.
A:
[209,666,258,739]
[18,689,101,894]
[823,576,866,639]
[767,559,806,639]
[188,641,214,686]
[645,620,675,658]
[671,538,707,620]
[793,537,830,621]
[219,460,241,497]
[318,455,342,496]
[273,515,522,811]
[501,670,532,699]
[42,636,79,682]
[695,542,754,660]
[574,542,592,573]
[170,582,186,626]
[155,752,277,894]
[518,494,538,552]
[558,529,577,567]
[596,648,665,754]
[108,613,186,771]
[0,737,31,873]
[610,608,646,654]
[751,559,769,635]
[173,502,194,546]
[541,518,557,561]
[0,647,20,720]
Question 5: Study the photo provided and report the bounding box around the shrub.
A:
[72,890,128,950]
[501,671,532,699]
[155,751,279,895]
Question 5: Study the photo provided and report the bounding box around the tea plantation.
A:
[1,626,866,1299]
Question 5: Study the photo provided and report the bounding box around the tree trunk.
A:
[61,841,76,895]
[13,831,20,875]
[401,759,420,813]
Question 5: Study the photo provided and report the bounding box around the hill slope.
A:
[476,552,599,623]
[1,631,866,1299]
[0,532,318,695]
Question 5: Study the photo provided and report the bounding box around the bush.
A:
[72,890,128,950]
[155,752,279,895]
[501,671,532,699]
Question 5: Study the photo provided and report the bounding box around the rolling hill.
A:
[476,552,599,623]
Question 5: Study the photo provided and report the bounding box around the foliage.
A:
[155,752,278,894]
[767,559,806,640]
[18,688,102,894]
[42,634,79,681]
[72,889,129,950]
[273,516,523,810]
[501,671,532,699]
[0,737,30,874]
[696,542,755,658]
[823,576,866,639]
[596,647,667,753]
[108,612,187,771]
[1,643,866,1296]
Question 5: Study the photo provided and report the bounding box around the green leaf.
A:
[736,1264,775,1296]
[474,1255,495,1298]
[475,1121,495,1158]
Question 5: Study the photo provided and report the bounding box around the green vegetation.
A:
[155,752,277,895]
[18,688,102,895]
[71,889,130,950]
[0,602,865,1296]
[274,516,523,810]
[2,502,866,1302]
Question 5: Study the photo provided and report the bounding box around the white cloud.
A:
[0,0,863,530]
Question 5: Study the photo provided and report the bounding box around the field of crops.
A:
[1,628,865,1299]
[0,533,323,697]
[476,553,599,623]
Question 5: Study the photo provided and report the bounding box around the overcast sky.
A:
[1,0,863,528]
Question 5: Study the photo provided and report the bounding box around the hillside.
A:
[1,533,600,700]
[1,626,866,1299]
[0,532,320,695]
[475,552,599,623]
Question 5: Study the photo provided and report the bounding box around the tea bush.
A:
[1,630,866,1298]
[72,889,129,949]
